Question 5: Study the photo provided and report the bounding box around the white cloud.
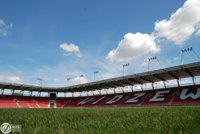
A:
[167,57,180,64]
[22,63,91,87]
[0,73,21,83]
[0,18,12,36]
[106,33,160,62]
[107,0,200,62]
[0,19,5,26]
[71,76,88,85]
[59,43,81,57]
[154,0,200,45]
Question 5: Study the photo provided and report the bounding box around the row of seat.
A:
[55,85,200,107]
[0,85,199,108]
[0,96,49,108]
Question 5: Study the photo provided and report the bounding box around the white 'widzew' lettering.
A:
[78,97,96,105]
[92,96,106,104]
[105,95,123,104]
[149,90,170,102]
[180,88,200,100]
[125,93,146,103]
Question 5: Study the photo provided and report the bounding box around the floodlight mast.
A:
[67,77,71,86]
[122,63,129,76]
[94,71,99,81]
[79,75,84,84]
[147,56,164,71]
[181,47,192,64]
[148,56,157,71]
[181,47,200,64]
[35,78,43,86]
[147,56,167,89]
[180,47,200,86]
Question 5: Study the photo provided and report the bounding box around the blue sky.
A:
[0,0,200,87]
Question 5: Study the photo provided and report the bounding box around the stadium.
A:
[0,61,200,108]
[0,60,200,133]
[1,0,200,134]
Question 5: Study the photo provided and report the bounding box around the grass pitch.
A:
[0,106,200,134]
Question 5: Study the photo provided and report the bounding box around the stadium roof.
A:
[0,62,200,92]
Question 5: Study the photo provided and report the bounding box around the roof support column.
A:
[114,88,116,94]
[2,89,4,95]
[105,89,108,95]
[131,86,134,92]
[98,90,101,96]
[11,89,14,95]
[140,85,143,91]
[38,91,41,97]
[122,87,125,93]
[72,92,74,97]
[192,77,196,85]
[151,83,154,90]
[163,81,166,89]
[20,90,23,96]
[177,79,180,87]
[87,91,90,97]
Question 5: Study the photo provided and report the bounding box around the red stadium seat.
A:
[0,85,199,108]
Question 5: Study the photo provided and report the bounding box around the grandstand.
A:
[0,62,200,108]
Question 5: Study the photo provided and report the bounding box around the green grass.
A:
[0,106,200,134]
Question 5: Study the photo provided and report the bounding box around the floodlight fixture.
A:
[122,63,130,76]
[35,78,43,86]
[94,71,99,81]
[148,56,157,61]
[67,77,71,86]
[79,75,84,84]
